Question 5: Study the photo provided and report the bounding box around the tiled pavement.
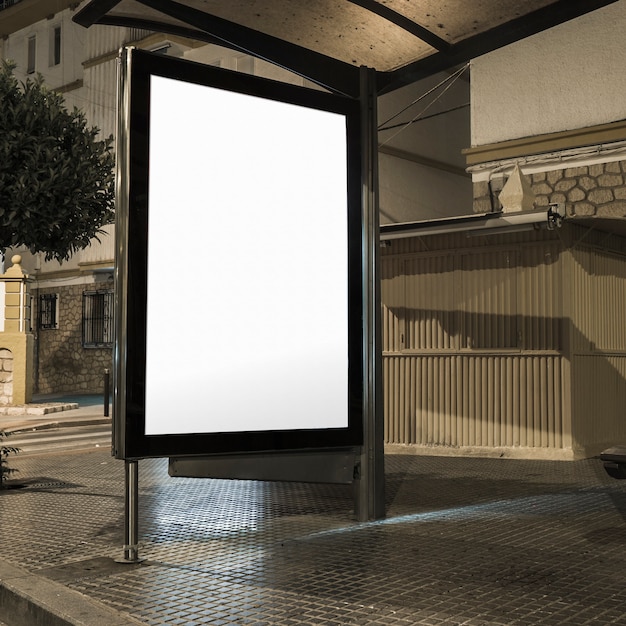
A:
[1,448,626,625]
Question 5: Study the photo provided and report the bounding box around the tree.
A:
[0,60,115,263]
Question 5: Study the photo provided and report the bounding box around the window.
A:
[27,35,36,74]
[39,294,58,329]
[50,25,61,66]
[82,291,113,347]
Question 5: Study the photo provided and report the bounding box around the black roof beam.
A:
[345,0,450,52]
[74,0,123,27]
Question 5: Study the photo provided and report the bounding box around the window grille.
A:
[39,294,58,329]
[82,291,113,347]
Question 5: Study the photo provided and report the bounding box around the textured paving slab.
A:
[0,559,144,626]
[1,451,626,624]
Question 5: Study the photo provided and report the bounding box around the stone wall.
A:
[35,283,112,395]
[473,159,626,215]
[0,349,13,405]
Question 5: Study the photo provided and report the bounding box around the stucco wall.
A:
[379,71,472,221]
[4,9,86,103]
[470,0,626,146]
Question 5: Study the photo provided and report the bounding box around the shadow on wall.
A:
[382,305,626,457]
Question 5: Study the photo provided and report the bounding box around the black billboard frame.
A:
[114,47,364,461]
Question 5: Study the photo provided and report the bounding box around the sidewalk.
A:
[0,394,111,433]
[2,444,626,625]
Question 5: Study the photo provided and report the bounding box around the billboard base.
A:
[169,449,357,485]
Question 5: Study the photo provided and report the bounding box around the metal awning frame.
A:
[74,0,618,98]
[380,206,566,240]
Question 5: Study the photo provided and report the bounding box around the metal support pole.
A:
[103,368,110,417]
[117,460,143,563]
[355,65,385,522]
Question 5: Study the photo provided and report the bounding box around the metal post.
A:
[355,65,385,522]
[117,460,143,563]
[103,368,110,417]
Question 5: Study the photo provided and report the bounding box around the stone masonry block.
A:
[614,188,626,200]
[579,176,598,191]
[588,188,615,204]
[473,181,489,200]
[565,166,589,177]
[589,164,604,177]
[598,174,624,187]
[532,171,546,182]
[550,193,567,204]
[3,293,20,307]
[605,161,623,174]
[572,202,596,216]
[532,183,553,196]
[567,187,586,202]
[0,349,11,359]
[473,197,493,214]
[555,179,576,192]
[547,169,564,185]
[597,200,626,217]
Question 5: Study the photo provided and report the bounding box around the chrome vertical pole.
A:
[103,368,110,418]
[356,65,385,522]
[118,459,143,563]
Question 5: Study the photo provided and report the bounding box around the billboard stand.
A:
[115,460,144,564]
[354,66,385,522]
[113,50,385,555]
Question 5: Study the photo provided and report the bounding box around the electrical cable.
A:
[378,63,469,148]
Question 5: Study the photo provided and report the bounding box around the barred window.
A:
[39,294,58,329]
[82,291,113,347]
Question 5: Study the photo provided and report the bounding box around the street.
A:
[8,424,111,456]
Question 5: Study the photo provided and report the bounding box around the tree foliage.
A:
[0,60,115,262]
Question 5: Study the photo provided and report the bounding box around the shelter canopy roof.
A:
[74,0,616,96]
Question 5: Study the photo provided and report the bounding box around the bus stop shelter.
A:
[73,0,618,524]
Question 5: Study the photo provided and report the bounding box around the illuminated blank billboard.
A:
[115,49,363,459]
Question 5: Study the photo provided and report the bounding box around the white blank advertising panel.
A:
[145,76,349,435]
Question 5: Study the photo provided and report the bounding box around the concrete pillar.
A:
[0,255,34,405]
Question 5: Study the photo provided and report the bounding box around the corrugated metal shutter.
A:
[381,236,568,453]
